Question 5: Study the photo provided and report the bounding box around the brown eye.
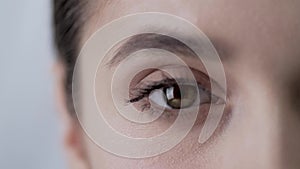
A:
[163,84,198,109]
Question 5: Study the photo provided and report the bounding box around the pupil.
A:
[168,85,181,99]
[164,85,181,109]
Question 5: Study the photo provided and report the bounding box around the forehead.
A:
[83,0,300,67]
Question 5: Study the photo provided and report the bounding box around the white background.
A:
[0,1,66,168]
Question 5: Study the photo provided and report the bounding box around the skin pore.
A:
[55,0,300,168]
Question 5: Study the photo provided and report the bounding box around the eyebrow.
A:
[107,33,199,66]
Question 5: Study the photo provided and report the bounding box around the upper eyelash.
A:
[129,78,176,103]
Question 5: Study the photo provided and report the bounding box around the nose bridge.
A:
[246,75,281,168]
[225,65,282,168]
[233,53,300,168]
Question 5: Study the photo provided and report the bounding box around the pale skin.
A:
[55,0,300,168]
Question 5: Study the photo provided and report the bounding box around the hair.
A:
[53,0,88,114]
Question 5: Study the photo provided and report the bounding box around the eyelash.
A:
[128,77,212,109]
[129,78,178,103]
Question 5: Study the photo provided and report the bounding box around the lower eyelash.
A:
[137,102,179,122]
[139,101,151,112]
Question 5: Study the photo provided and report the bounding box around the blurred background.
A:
[0,1,66,168]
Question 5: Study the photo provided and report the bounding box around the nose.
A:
[227,62,300,169]
[221,67,283,169]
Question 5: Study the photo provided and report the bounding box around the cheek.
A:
[83,128,224,169]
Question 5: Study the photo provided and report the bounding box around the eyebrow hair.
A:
[107,33,199,66]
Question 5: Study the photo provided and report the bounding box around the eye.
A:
[128,68,225,113]
[149,84,197,109]
[149,83,216,110]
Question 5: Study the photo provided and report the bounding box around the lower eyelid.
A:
[148,104,211,125]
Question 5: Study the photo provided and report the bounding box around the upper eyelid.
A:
[131,67,212,93]
[103,33,226,93]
